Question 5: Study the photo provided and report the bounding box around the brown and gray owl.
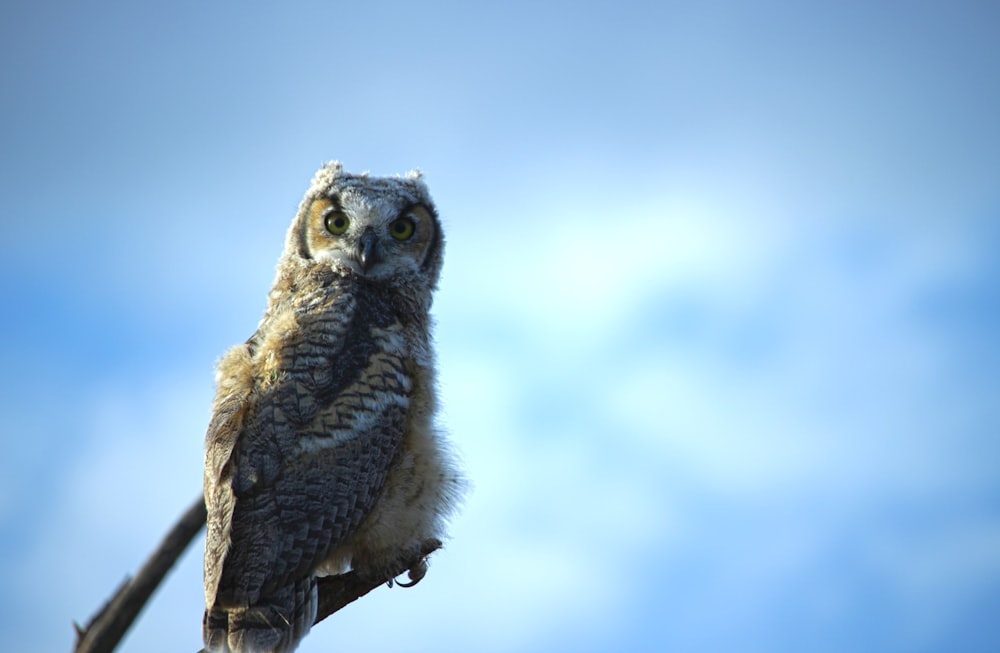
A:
[202,162,464,653]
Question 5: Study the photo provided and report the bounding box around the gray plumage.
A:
[203,162,463,653]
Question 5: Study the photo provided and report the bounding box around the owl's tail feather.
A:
[203,577,317,653]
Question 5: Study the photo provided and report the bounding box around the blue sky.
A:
[2,1,999,652]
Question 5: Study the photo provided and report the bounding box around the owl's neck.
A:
[264,261,433,327]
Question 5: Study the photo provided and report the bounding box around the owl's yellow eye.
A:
[325,211,350,235]
[389,217,415,240]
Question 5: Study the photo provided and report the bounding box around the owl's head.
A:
[285,162,443,288]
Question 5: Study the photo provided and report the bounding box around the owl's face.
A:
[297,176,441,285]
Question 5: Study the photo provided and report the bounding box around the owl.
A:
[202,162,464,653]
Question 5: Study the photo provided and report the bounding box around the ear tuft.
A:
[308,162,344,196]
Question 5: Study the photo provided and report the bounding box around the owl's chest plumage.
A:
[247,277,417,455]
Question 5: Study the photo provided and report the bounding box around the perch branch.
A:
[314,538,442,622]
[75,497,441,653]
[195,539,443,652]
[74,496,207,653]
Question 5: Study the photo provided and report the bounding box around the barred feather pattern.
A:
[205,274,413,653]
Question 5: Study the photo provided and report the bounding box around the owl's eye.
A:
[389,217,415,240]
[325,211,350,235]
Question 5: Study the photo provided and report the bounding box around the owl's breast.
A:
[248,283,417,449]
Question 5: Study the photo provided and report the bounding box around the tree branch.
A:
[75,497,442,653]
[194,540,442,653]
[314,538,441,622]
[74,496,207,653]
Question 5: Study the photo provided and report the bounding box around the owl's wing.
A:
[205,298,410,609]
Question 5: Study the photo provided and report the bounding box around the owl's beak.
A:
[357,228,382,274]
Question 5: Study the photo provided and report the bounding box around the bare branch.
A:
[314,538,442,622]
[74,497,207,653]
[77,498,442,653]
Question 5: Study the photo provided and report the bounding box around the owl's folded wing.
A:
[205,302,411,609]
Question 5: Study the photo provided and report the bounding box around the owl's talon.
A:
[394,556,429,588]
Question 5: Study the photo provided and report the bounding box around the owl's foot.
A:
[385,538,442,588]
[393,557,427,587]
